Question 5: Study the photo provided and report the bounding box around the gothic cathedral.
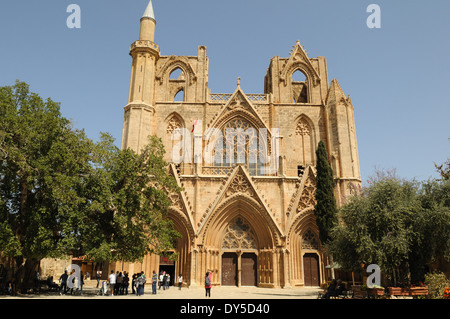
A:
[116,1,361,288]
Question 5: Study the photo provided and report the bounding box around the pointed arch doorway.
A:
[303,253,320,286]
[221,217,258,287]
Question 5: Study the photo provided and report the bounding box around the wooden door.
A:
[241,253,257,286]
[303,253,320,286]
[222,253,237,286]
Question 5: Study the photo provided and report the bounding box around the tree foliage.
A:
[314,140,338,246]
[0,81,180,290]
[328,170,450,285]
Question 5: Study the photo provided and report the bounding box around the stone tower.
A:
[116,1,361,288]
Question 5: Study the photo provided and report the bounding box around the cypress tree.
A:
[314,140,338,246]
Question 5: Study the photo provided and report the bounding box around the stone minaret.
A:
[121,0,159,152]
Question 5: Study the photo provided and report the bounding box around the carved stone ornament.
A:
[226,173,253,197]
[222,217,257,250]
[297,177,316,212]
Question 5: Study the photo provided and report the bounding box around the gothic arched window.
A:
[302,229,319,250]
[291,70,308,103]
[295,117,314,166]
[166,114,186,164]
[222,217,257,250]
[213,117,263,176]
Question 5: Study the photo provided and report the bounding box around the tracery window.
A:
[302,229,319,250]
[213,117,264,176]
[166,114,185,164]
[222,218,257,250]
[295,117,314,166]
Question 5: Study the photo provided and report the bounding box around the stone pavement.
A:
[4,280,322,299]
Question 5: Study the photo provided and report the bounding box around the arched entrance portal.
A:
[200,193,280,288]
[221,217,258,287]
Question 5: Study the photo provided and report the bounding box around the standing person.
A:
[59,270,68,295]
[162,272,167,290]
[135,274,141,296]
[205,270,213,298]
[159,272,163,290]
[123,272,129,295]
[96,269,102,288]
[131,273,137,295]
[34,270,41,294]
[140,271,146,295]
[75,271,84,295]
[151,270,158,294]
[166,273,170,289]
[116,272,123,295]
[108,270,116,296]
[136,271,146,296]
[178,274,183,290]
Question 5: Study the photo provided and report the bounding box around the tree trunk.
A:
[15,257,40,294]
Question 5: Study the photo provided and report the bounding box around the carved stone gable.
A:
[226,171,253,197]
[297,175,316,212]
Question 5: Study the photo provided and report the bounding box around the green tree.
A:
[0,81,180,291]
[434,139,449,180]
[0,81,94,290]
[69,133,181,263]
[329,169,450,285]
[410,178,450,282]
[314,141,338,246]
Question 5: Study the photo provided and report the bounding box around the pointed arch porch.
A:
[286,208,325,287]
[197,194,282,287]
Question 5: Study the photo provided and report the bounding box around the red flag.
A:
[192,119,198,132]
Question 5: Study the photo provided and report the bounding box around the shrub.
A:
[424,272,450,299]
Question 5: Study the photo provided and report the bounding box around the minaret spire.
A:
[142,0,155,21]
[139,0,156,41]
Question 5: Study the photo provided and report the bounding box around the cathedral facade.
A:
[115,1,361,288]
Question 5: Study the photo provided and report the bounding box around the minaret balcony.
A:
[130,40,160,56]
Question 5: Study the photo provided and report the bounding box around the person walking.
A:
[151,270,158,294]
[205,270,213,298]
[59,270,68,295]
[108,270,116,296]
[178,274,183,290]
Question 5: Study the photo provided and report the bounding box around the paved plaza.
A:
[3,280,321,299]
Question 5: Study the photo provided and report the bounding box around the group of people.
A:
[58,269,85,295]
[56,268,217,297]
[105,270,146,296]
[104,270,183,296]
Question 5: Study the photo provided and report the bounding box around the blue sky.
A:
[0,0,449,184]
